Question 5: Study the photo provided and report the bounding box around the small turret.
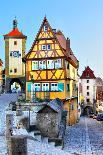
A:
[13,18,18,29]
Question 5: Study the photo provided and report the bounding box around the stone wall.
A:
[37,113,59,138]
[8,136,27,155]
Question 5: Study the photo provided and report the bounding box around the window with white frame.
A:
[32,61,38,70]
[42,45,46,50]
[42,83,49,91]
[47,44,51,50]
[31,83,41,92]
[39,60,46,69]
[47,60,54,69]
[41,44,51,51]
[55,59,61,69]
[44,25,48,31]
[51,83,58,91]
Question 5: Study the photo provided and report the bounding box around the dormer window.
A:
[44,25,48,31]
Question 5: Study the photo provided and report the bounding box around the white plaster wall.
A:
[81,79,96,104]
[9,39,22,75]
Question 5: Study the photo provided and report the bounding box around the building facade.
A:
[0,59,3,93]
[80,66,96,115]
[95,77,103,113]
[24,17,79,125]
[4,19,27,92]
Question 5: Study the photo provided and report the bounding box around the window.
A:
[47,44,51,50]
[42,83,49,91]
[44,25,48,31]
[14,41,17,45]
[41,44,51,50]
[87,92,89,96]
[10,69,12,73]
[67,84,70,92]
[87,86,89,90]
[86,99,90,102]
[39,60,46,69]
[32,61,38,70]
[10,52,12,56]
[51,83,58,91]
[87,80,89,83]
[31,83,41,91]
[67,62,69,69]
[47,60,54,69]
[14,68,17,73]
[42,45,46,50]
[55,59,61,69]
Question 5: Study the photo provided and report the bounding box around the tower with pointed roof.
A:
[24,17,79,125]
[80,66,96,115]
[4,19,27,92]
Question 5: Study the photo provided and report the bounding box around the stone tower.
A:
[4,19,27,92]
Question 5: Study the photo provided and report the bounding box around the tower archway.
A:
[9,78,25,93]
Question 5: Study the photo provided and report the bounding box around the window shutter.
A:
[28,83,31,92]
[58,83,64,92]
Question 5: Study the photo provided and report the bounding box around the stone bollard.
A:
[8,135,27,155]
[5,114,13,140]
[5,113,13,154]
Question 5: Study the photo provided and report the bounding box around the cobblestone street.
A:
[0,93,17,155]
[0,93,17,134]
[64,117,103,155]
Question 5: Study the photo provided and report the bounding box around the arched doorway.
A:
[83,106,93,116]
[9,78,25,93]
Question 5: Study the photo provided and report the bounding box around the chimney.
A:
[66,37,70,49]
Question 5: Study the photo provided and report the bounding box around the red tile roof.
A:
[80,66,96,79]
[4,28,26,39]
[56,30,78,67]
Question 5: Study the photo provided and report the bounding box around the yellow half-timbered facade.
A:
[24,17,79,125]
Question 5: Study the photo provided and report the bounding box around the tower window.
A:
[14,68,17,73]
[87,80,89,83]
[86,99,90,102]
[87,92,89,96]
[14,41,17,45]
[87,86,89,90]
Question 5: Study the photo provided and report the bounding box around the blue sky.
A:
[0,0,103,77]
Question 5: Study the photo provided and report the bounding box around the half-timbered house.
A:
[24,17,79,125]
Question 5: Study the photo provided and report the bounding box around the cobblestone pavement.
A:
[64,117,103,155]
[0,93,17,155]
[0,93,17,134]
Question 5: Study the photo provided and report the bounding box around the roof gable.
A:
[24,17,78,68]
[37,98,63,113]
[80,66,96,79]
